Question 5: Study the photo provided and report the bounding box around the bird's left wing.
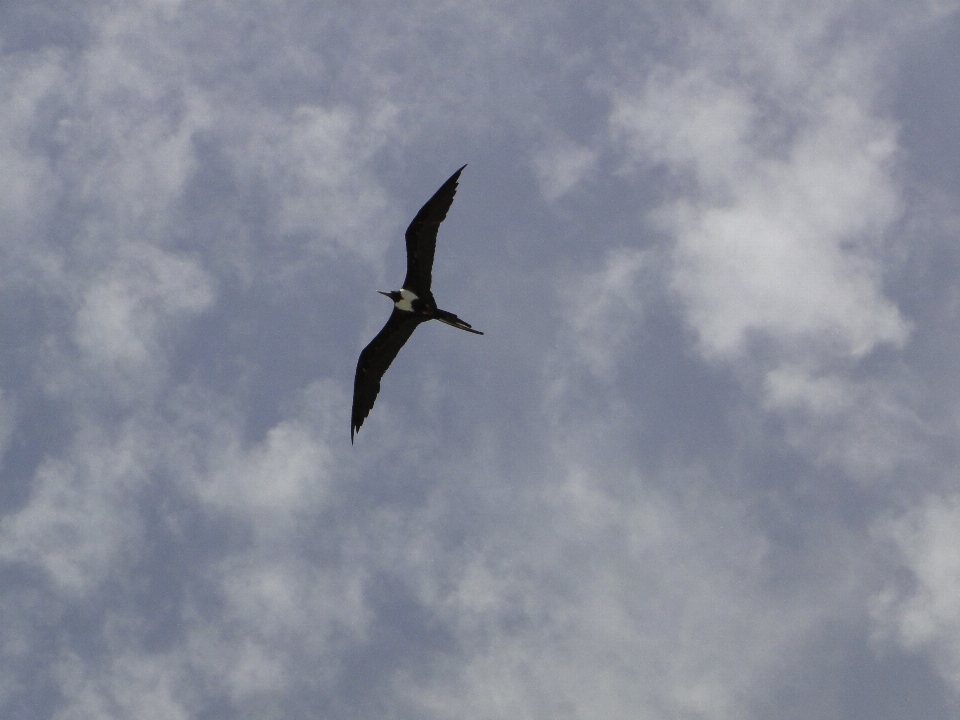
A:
[403,165,466,296]
[351,309,426,442]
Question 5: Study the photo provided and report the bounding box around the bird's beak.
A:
[377,290,391,298]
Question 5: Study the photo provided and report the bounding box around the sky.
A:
[1,1,960,718]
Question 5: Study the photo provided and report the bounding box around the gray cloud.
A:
[1,1,960,718]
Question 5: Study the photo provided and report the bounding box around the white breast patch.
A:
[396,288,419,312]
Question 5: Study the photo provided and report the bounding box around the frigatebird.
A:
[351,165,482,442]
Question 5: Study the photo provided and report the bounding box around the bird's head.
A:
[378,290,402,303]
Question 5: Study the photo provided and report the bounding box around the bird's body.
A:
[351,165,482,442]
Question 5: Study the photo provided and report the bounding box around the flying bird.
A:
[351,165,482,442]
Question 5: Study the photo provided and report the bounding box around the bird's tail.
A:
[434,309,483,335]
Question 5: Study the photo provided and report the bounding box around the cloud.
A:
[54,647,195,720]
[873,494,960,692]
[555,246,647,379]
[2,0,960,718]
[533,136,598,201]
[0,422,153,596]
[392,459,872,720]
[73,247,213,376]
[599,0,937,482]
[223,103,402,267]
[0,53,64,245]
[611,60,908,366]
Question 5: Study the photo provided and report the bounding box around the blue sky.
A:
[2,1,960,718]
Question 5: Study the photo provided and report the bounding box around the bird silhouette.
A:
[351,165,482,442]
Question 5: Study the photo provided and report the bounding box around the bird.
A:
[351,165,482,443]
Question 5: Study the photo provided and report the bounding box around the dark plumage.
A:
[351,165,482,443]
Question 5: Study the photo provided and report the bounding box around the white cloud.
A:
[555,247,647,379]
[763,366,927,476]
[395,461,866,720]
[602,0,936,482]
[0,54,64,247]
[226,103,402,265]
[54,648,195,720]
[612,71,908,363]
[74,246,213,368]
[533,137,598,201]
[199,420,330,515]
[873,494,960,691]
[2,0,960,718]
[0,377,368,711]
[0,423,152,596]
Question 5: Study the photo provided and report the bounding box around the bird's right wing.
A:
[351,309,425,442]
[403,165,466,296]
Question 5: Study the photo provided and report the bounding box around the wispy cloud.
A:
[2,1,960,718]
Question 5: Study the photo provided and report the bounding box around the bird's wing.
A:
[351,309,426,442]
[403,165,466,296]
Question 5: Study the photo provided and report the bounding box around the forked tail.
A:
[434,309,483,335]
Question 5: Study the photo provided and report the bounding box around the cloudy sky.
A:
[2,1,960,718]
